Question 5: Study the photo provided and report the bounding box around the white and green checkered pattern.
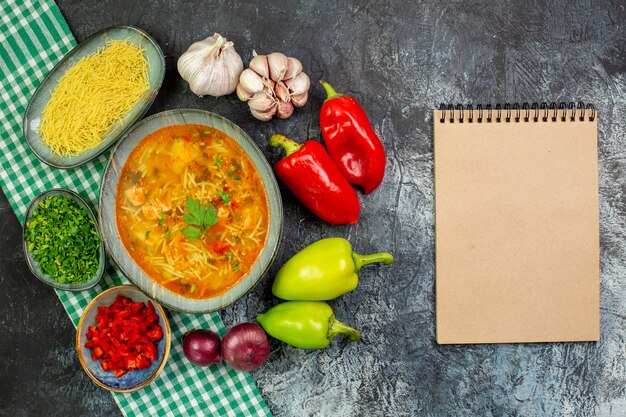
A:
[0,1,272,415]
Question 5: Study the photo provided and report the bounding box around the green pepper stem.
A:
[352,252,394,271]
[328,316,361,343]
[269,134,301,157]
[320,80,342,100]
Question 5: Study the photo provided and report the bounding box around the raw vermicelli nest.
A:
[39,39,150,156]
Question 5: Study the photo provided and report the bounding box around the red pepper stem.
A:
[328,315,361,343]
[320,80,342,100]
[352,252,394,272]
[269,134,302,157]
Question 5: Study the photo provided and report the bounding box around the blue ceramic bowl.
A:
[76,285,171,392]
[23,26,165,169]
[23,189,105,291]
[98,109,283,313]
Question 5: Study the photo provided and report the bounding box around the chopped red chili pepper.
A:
[213,242,230,255]
[146,326,164,342]
[85,295,163,378]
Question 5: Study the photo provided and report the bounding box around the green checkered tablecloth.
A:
[0,0,272,416]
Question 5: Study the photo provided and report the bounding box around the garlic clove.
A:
[239,50,310,120]
[290,91,309,108]
[284,57,303,80]
[236,83,254,101]
[276,101,295,119]
[239,69,265,94]
[285,72,310,95]
[248,92,276,113]
[267,52,289,82]
[249,52,270,79]
[261,78,276,92]
[178,33,243,97]
[250,106,277,121]
[275,81,290,102]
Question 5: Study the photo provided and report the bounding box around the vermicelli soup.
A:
[116,124,269,299]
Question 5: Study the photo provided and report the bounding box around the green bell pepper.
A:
[256,301,360,349]
[272,237,393,300]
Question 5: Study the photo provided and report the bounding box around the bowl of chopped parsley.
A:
[23,189,105,290]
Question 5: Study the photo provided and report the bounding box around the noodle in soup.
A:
[116,124,269,298]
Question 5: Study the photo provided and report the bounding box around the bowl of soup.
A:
[99,109,282,313]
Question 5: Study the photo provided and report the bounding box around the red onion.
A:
[182,329,222,366]
[221,323,270,371]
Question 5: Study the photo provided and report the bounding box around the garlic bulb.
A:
[237,51,310,121]
[178,33,243,97]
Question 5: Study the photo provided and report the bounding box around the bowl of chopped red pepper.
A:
[76,285,171,392]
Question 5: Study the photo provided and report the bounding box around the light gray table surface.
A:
[1,1,625,416]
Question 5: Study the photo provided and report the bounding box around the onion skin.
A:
[221,323,270,371]
[182,329,222,366]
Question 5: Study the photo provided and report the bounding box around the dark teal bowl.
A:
[76,285,171,392]
[23,26,165,169]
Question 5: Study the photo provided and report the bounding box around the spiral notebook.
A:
[434,103,599,344]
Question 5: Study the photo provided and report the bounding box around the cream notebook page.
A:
[434,105,599,344]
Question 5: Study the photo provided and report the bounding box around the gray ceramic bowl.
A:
[99,109,283,313]
[23,189,105,291]
[76,285,171,392]
[23,26,165,169]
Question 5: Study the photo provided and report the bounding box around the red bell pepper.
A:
[319,81,386,194]
[269,134,360,225]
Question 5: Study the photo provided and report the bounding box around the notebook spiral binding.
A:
[438,102,596,123]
